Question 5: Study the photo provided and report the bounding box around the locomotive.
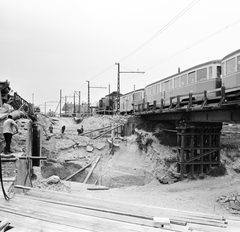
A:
[97,49,240,114]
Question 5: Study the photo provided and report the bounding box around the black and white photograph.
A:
[1,0,240,231]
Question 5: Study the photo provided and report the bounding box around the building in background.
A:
[61,102,88,117]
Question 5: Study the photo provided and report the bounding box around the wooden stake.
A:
[83,156,100,184]
[65,163,91,181]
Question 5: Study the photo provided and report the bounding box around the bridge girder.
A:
[141,107,240,123]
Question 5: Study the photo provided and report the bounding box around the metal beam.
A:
[142,108,240,123]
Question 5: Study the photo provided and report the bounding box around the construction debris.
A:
[217,193,240,213]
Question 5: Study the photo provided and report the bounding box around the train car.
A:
[133,88,145,112]
[119,88,144,114]
[221,49,240,96]
[144,60,221,108]
[105,91,119,111]
[98,97,106,112]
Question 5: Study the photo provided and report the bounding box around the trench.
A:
[37,118,180,188]
[40,139,156,188]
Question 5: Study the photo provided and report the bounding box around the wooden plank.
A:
[16,186,226,222]
[83,156,100,184]
[87,186,109,190]
[0,218,10,231]
[16,194,153,224]
[6,195,155,229]
[14,159,32,194]
[0,200,167,232]
[16,189,227,228]
[65,163,91,181]
[0,210,85,232]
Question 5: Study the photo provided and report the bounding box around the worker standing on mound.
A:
[77,125,84,135]
[61,125,66,133]
[49,124,53,133]
[2,115,18,154]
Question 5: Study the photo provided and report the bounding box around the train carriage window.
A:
[197,68,207,81]
[226,57,235,74]
[164,81,170,91]
[237,56,240,70]
[174,77,180,88]
[222,62,225,75]
[188,71,195,84]
[209,66,212,78]
[217,66,221,78]
[181,74,187,86]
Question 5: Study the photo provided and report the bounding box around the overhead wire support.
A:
[86,81,107,114]
[115,63,145,113]
[76,0,199,92]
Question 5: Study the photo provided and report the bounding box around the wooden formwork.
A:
[176,122,222,180]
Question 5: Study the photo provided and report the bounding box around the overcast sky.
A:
[1,0,240,113]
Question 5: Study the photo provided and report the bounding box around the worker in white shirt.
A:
[2,115,18,154]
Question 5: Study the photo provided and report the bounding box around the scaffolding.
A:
[176,122,222,180]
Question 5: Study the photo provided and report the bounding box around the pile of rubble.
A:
[217,193,240,213]
[33,174,71,192]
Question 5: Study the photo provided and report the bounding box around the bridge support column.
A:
[176,122,222,180]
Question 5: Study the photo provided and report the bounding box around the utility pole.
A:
[60,89,62,117]
[73,91,81,114]
[65,96,67,114]
[73,92,76,114]
[86,81,107,114]
[133,84,135,114]
[115,63,144,113]
[79,91,80,113]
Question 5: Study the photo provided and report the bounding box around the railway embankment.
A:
[1,111,240,216]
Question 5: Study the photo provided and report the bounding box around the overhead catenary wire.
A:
[77,0,199,91]
[121,18,240,83]
[117,0,200,63]
[143,19,240,72]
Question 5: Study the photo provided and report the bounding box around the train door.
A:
[216,66,222,88]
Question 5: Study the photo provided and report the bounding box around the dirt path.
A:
[64,174,240,217]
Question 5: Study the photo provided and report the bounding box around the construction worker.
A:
[49,124,53,133]
[2,115,18,154]
[77,125,84,135]
[61,125,66,133]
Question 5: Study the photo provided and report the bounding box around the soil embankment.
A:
[2,113,240,216]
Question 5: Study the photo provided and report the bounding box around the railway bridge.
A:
[136,86,240,179]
